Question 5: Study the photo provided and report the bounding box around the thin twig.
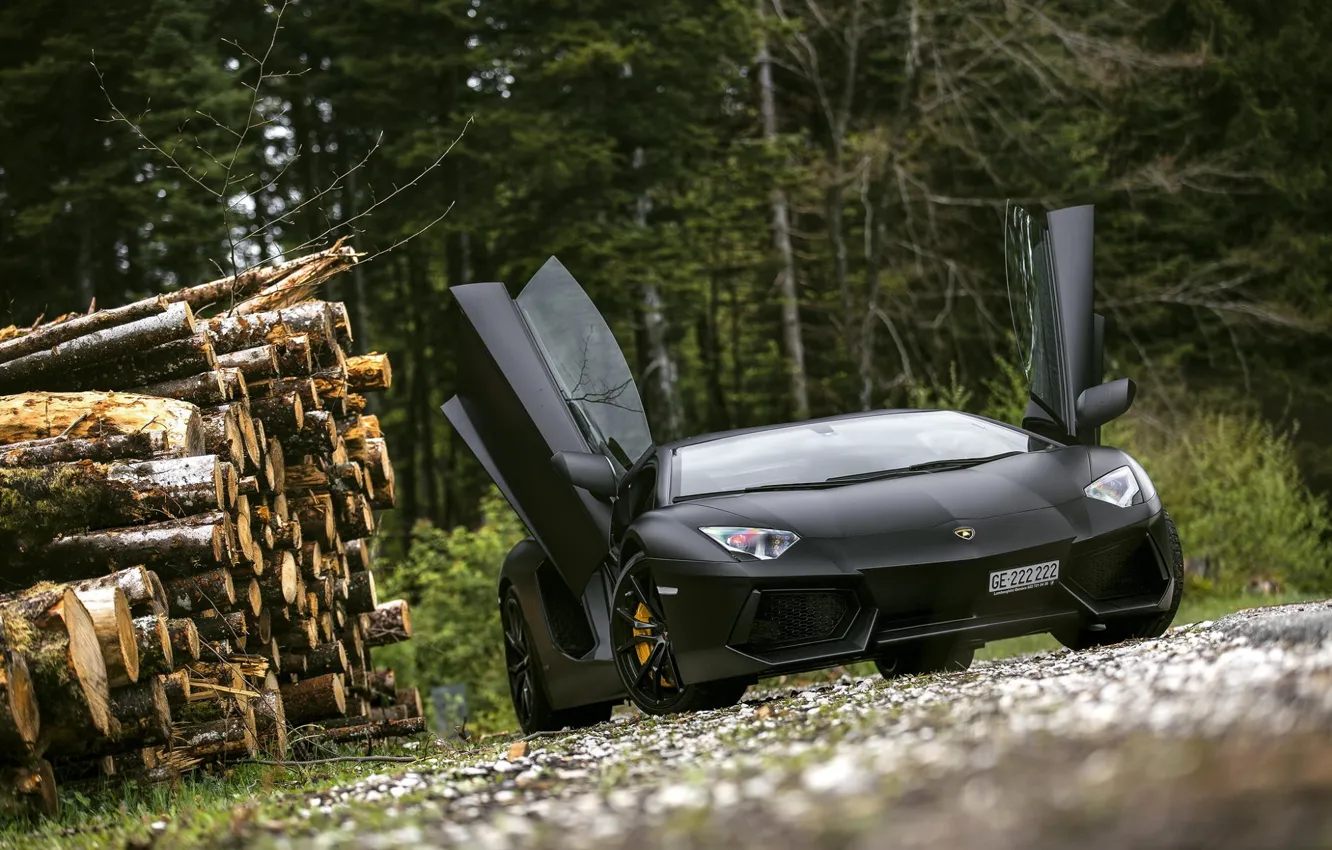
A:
[242,755,420,767]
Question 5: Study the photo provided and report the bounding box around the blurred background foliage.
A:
[3,0,1331,732]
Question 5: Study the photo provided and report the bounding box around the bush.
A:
[373,489,525,735]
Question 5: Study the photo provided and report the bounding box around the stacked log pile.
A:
[0,246,424,818]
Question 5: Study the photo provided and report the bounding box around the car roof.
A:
[660,408,971,451]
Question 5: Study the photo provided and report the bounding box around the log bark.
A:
[51,329,217,392]
[302,641,348,677]
[173,715,256,759]
[162,670,191,707]
[130,371,227,406]
[0,295,171,364]
[300,541,323,578]
[328,302,354,349]
[280,672,345,722]
[216,345,280,383]
[106,675,171,748]
[71,586,138,687]
[207,302,335,355]
[344,538,371,573]
[345,353,392,392]
[250,392,304,439]
[334,492,376,540]
[1,588,111,746]
[311,366,348,403]
[220,368,248,403]
[273,516,301,551]
[253,683,288,760]
[0,625,40,755]
[239,577,262,617]
[162,568,236,617]
[201,405,246,470]
[193,611,248,644]
[274,616,318,651]
[133,615,174,675]
[251,377,320,415]
[312,715,425,744]
[0,431,175,467]
[70,566,159,614]
[0,760,58,819]
[395,687,424,718]
[30,517,232,580]
[365,437,395,509]
[168,245,357,314]
[363,600,411,647]
[246,607,272,645]
[167,618,200,663]
[275,334,313,377]
[285,410,337,456]
[344,393,367,414]
[258,550,298,605]
[278,653,308,677]
[0,392,202,455]
[106,454,228,517]
[284,459,327,490]
[266,435,286,493]
[0,302,195,393]
[292,495,336,549]
[345,571,377,616]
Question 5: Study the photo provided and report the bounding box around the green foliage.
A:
[1112,413,1332,594]
[373,489,526,734]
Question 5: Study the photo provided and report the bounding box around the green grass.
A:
[977,591,1319,661]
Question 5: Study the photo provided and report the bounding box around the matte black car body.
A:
[443,204,1181,727]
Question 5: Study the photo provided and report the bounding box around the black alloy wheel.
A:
[611,554,748,714]
[501,584,612,734]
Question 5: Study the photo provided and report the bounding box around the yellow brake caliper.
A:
[633,602,673,687]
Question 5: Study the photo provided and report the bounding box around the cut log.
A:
[266,435,286,492]
[0,302,195,393]
[313,715,425,744]
[193,611,248,644]
[345,571,377,616]
[280,672,345,723]
[274,616,318,651]
[301,641,348,678]
[345,353,392,392]
[172,714,256,759]
[162,568,236,617]
[284,459,327,490]
[252,377,320,414]
[216,345,280,383]
[363,600,411,648]
[133,615,174,675]
[395,687,424,719]
[1,588,111,745]
[311,365,347,402]
[345,538,371,573]
[344,393,367,414]
[0,760,58,819]
[71,566,159,613]
[207,302,335,355]
[237,409,261,468]
[107,675,171,748]
[0,431,176,468]
[0,295,172,364]
[300,541,323,579]
[258,550,298,605]
[365,437,395,509]
[30,516,232,581]
[0,626,40,755]
[250,392,303,440]
[278,653,308,677]
[219,368,248,403]
[71,586,138,687]
[334,492,376,540]
[275,333,313,377]
[169,245,357,314]
[201,405,246,470]
[105,453,228,517]
[273,516,301,551]
[291,494,336,549]
[240,577,262,617]
[167,618,201,663]
[253,681,288,759]
[130,371,227,406]
[246,607,272,645]
[0,392,203,455]
[52,328,218,392]
[162,670,191,707]
[328,302,353,348]
[285,410,337,456]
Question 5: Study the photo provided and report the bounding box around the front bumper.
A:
[652,496,1174,685]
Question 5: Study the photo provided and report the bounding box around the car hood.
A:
[667,446,1094,538]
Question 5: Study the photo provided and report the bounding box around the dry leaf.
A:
[508,740,529,760]
[756,705,772,719]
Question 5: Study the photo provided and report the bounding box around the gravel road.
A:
[239,601,1332,850]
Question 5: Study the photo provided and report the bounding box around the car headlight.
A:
[699,527,800,559]
[1084,465,1140,507]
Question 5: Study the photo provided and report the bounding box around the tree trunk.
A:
[0,392,202,455]
[30,518,232,580]
[50,329,217,392]
[206,303,334,356]
[69,566,160,614]
[345,354,392,392]
[172,715,256,760]
[280,672,345,722]
[1,588,111,746]
[0,431,175,467]
[0,303,195,393]
[216,345,280,383]
[756,0,809,421]
[70,587,138,687]
[161,568,236,617]
[363,600,411,647]
[346,571,377,615]
[129,371,228,407]
[302,641,348,677]
[166,618,200,663]
[192,611,248,644]
[133,615,173,675]
[312,715,424,743]
[0,296,170,364]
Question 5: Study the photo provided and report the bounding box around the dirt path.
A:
[236,601,1332,849]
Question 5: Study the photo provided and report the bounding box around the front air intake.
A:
[746,590,854,648]
[1067,535,1166,600]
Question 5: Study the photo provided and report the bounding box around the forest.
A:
[2,0,1331,728]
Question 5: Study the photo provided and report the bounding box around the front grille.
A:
[747,590,853,648]
[1068,536,1164,600]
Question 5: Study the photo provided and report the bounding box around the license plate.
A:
[989,560,1059,595]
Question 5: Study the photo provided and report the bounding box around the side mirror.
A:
[1075,378,1136,430]
[551,451,618,500]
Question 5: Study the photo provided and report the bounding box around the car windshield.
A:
[674,411,1050,499]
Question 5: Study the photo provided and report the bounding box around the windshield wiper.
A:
[675,480,843,501]
[825,451,1024,483]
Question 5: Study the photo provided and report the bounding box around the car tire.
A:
[1055,510,1185,651]
[610,553,749,716]
[874,639,975,679]
[501,584,613,734]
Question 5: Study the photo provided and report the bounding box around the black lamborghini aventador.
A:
[442,203,1184,733]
